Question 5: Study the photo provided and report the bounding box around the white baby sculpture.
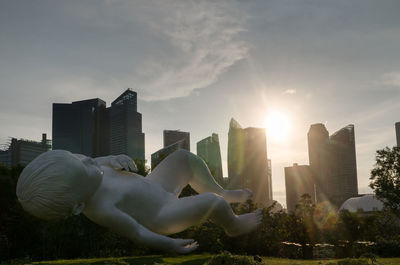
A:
[16,149,262,254]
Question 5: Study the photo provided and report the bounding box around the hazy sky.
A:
[1,0,400,206]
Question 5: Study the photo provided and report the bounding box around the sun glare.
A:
[264,111,291,142]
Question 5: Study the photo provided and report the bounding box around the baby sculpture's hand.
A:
[109,155,137,172]
[171,238,199,254]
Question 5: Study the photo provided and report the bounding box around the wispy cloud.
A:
[132,0,248,100]
[381,71,400,87]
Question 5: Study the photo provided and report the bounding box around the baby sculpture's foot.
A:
[222,188,253,203]
[225,209,263,237]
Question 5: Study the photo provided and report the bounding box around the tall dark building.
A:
[307,124,329,203]
[150,130,190,170]
[327,125,358,207]
[307,123,358,208]
[197,133,224,187]
[396,122,400,147]
[164,130,190,151]
[53,98,108,157]
[151,140,185,170]
[227,118,271,205]
[285,163,315,212]
[52,89,145,160]
[108,89,145,161]
[227,118,245,189]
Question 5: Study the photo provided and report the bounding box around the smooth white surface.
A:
[339,194,384,212]
[17,149,262,254]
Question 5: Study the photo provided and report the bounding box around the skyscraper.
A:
[197,133,224,187]
[396,122,400,147]
[307,123,358,208]
[227,118,245,189]
[150,130,190,170]
[307,123,329,203]
[53,98,108,157]
[327,125,358,207]
[151,140,186,170]
[164,130,190,151]
[52,89,145,160]
[227,118,271,205]
[108,89,145,161]
[285,163,315,212]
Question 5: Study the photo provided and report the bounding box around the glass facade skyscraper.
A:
[307,124,358,208]
[227,118,272,205]
[150,130,190,170]
[151,140,185,170]
[307,123,329,203]
[108,89,145,161]
[52,98,108,157]
[163,130,190,151]
[52,89,145,160]
[197,133,224,187]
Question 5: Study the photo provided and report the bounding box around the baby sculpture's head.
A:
[16,150,103,220]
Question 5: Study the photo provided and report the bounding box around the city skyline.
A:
[2,1,400,207]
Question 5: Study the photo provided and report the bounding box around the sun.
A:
[264,111,291,142]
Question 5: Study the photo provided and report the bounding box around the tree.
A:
[293,194,318,259]
[334,210,362,257]
[370,146,400,217]
[133,159,150,176]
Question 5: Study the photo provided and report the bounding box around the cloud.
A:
[131,0,248,100]
[381,71,400,87]
[283,89,296,95]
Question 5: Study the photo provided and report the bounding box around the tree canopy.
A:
[370,146,400,217]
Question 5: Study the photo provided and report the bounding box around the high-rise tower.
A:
[227,118,271,205]
[52,89,145,160]
[197,133,224,186]
[328,125,358,207]
[164,130,190,151]
[227,118,245,189]
[307,123,358,207]
[307,123,329,203]
[395,122,400,147]
[108,89,145,161]
[53,98,108,157]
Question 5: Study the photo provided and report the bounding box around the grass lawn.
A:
[29,254,400,265]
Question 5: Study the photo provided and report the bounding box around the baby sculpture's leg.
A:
[147,149,252,203]
[152,192,262,236]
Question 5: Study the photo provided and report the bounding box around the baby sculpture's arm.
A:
[84,206,198,254]
[94,155,137,172]
[73,153,136,171]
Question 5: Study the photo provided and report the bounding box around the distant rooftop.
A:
[229,118,242,129]
[330,124,354,138]
[112,88,137,106]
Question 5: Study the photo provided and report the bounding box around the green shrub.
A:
[337,258,369,265]
[359,252,378,262]
[204,252,265,265]
[375,239,400,257]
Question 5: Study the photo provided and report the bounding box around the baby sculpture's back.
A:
[85,166,176,228]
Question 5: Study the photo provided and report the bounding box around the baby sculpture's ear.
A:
[72,202,85,215]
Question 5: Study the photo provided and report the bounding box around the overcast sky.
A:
[1,0,400,206]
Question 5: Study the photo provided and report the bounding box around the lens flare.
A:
[264,111,291,142]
